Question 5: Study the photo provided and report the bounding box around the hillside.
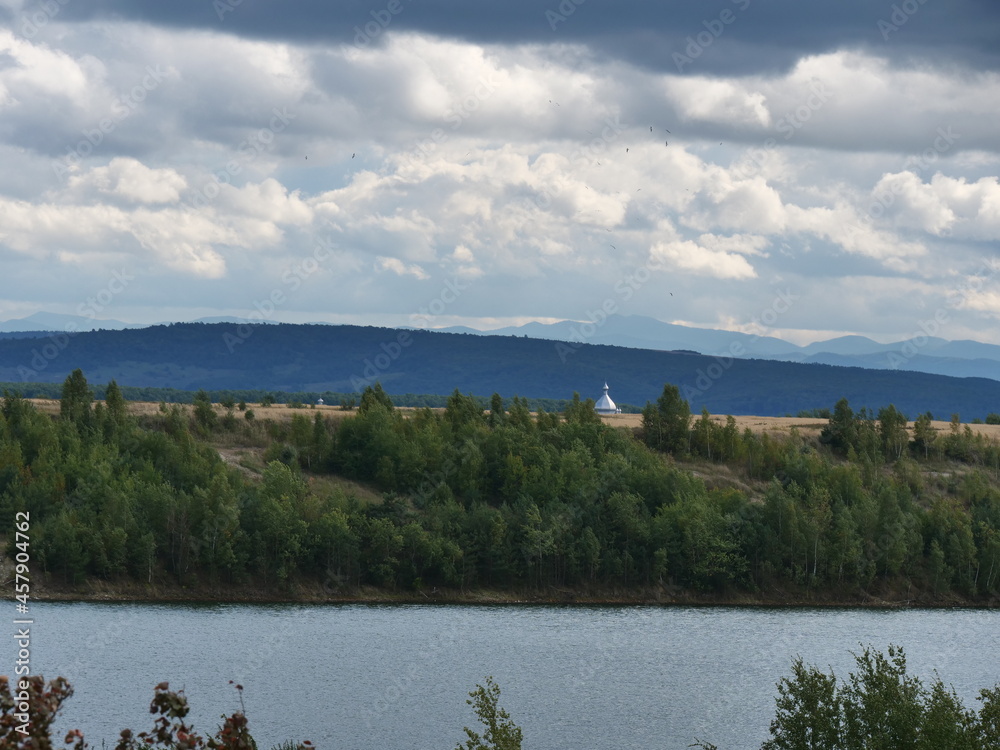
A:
[10,382,1000,607]
[2,322,1000,418]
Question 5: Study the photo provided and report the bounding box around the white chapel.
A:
[594,382,621,415]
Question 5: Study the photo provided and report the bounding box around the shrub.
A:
[0,676,310,750]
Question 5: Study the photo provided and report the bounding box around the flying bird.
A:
[352,153,355,158]
[665,129,671,133]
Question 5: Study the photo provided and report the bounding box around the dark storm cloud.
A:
[32,0,1000,74]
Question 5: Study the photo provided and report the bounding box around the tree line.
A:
[3,371,998,602]
[0,380,639,414]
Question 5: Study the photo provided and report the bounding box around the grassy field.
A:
[26,398,1000,439]
[599,412,1000,439]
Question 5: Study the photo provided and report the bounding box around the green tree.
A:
[445,389,486,433]
[104,379,128,427]
[60,368,93,425]
[912,412,937,460]
[821,398,857,454]
[841,645,923,748]
[764,645,999,750]
[692,407,718,459]
[488,393,506,429]
[563,392,601,426]
[642,383,691,454]
[192,390,217,433]
[359,383,394,415]
[762,657,842,750]
[877,404,909,462]
[457,677,522,750]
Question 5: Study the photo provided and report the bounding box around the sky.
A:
[0,0,999,346]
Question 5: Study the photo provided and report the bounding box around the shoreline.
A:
[19,581,999,609]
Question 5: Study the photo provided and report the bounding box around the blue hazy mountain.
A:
[2,321,999,419]
[0,313,251,335]
[443,314,800,356]
[6,312,999,381]
[0,311,144,333]
[438,315,1000,381]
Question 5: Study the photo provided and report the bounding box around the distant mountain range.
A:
[2,311,998,382]
[1,321,999,419]
[0,311,145,333]
[434,314,1000,381]
[0,312,253,336]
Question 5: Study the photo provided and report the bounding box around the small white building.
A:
[594,382,620,415]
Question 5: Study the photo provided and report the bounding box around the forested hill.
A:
[1,321,999,417]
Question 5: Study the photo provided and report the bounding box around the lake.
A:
[7,602,998,749]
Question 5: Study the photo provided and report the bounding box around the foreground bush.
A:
[0,674,521,750]
[762,645,1000,750]
[0,676,310,750]
[457,677,522,750]
[6,651,996,749]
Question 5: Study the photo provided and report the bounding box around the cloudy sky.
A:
[1,0,998,345]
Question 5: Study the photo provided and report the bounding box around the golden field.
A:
[25,398,1000,439]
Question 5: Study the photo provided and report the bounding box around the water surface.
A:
[7,603,998,749]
